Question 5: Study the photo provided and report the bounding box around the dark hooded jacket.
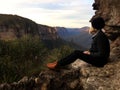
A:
[89,30,110,59]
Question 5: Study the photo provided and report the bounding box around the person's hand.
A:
[83,51,90,55]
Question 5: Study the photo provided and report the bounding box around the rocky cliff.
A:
[38,24,58,40]
[0,14,58,41]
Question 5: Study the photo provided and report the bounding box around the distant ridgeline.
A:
[0,14,58,41]
[56,27,92,49]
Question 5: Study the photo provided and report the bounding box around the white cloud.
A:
[0,0,94,28]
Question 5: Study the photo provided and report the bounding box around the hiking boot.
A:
[47,61,58,69]
[47,61,72,70]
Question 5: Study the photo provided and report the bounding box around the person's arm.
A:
[90,36,106,57]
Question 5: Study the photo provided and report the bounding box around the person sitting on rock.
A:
[47,17,110,69]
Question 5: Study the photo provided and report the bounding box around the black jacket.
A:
[89,30,110,59]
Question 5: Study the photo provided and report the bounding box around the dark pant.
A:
[57,50,108,67]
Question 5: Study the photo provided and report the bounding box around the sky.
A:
[0,0,94,28]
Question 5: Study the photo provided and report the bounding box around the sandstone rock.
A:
[35,78,41,85]
[91,0,120,40]
[0,83,11,90]
[39,69,83,90]
[18,76,28,83]
[80,59,120,90]
[71,59,91,69]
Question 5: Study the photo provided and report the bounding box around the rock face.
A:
[92,0,120,40]
[0,69,83,90]
[38,24,59,40]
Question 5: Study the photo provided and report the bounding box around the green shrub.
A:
[0,36,48,82]
[0,36,74,83]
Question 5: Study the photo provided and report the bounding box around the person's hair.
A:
[89,27,97,35]
[91,17,105,30]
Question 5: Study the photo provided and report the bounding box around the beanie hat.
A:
[91,17,105,30]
